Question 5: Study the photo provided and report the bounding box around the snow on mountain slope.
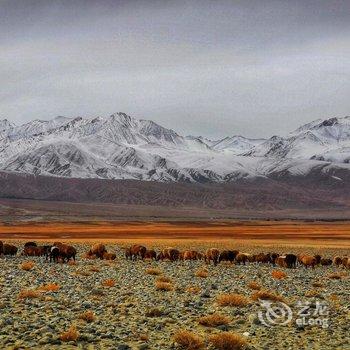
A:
[0,113,350,183]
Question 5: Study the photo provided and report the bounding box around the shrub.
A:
[146,268,162,275]
[155,281,173,291]
[305,289,322,298]
[20,261,35,271]
[60,325,79,342]
[217,293,249,307]
[198,313,230,327]
[251,290,284,302]
[271,270,287,280]
[208,332,247,350]
[156,276,172,283]
[173,330,204,350]
[101,279,116,287]
[247,281,261,290]
[18,289,40,299]
[39,283,60,292]
[79,310,95,323]
[195,269,209,278]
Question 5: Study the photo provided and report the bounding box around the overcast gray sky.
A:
[1,0,350,139]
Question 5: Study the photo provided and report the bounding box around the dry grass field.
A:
[1,220,350,250]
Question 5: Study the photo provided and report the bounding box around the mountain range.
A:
[1,112,350,184]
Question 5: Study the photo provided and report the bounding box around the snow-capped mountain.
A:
[1,112,350,183]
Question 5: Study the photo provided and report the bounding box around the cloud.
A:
[1,0,350,138]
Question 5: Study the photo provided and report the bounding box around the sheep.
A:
[285,254,297,268]
[87,244,107,259]
[144,249,157,260]
[157,248,180,262]
[128,245,147,261]
[182,250,200,261]
[204,248,220,266]
[218,250,239,263]
[235,253,251,265]
[3,244,18,256]
[299,255,317,269]
[333,256,343,267]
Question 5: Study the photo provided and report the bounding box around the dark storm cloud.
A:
[1,0,350,138]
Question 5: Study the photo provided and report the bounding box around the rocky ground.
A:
[0,242,349,350]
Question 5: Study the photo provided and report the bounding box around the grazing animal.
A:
[276,256,287,268]
[144,250,157,260]
[205,248,220,265]
[50,246,60,263]
[24,242,37,248]
[219,250,239,263]
[103,252,116,260]
[22,246,43,257]
[129,245,147,261]
[270,252,279,265]
[88,244,107,259]
[157,248,180,262]
[299,255,317,269]
[183,250,200,261]
[125,247,132,260]
[333,256,343,267]
[314,255,322,265]
[320,258,332,266]
[254,253,271,264]
[0,241,3,255]
[342,257,350,269]
[285,254,297,268]
[235,253,251,265]
[3,244,18,256]
[59,244,77,262]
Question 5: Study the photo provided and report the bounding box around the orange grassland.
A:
[0,220,350,249]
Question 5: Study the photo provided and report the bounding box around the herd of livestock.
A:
[0,241,349,269]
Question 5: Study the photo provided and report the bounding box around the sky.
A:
[1,0,350,139]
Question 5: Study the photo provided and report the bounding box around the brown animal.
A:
[128,245,147,260]
[270,252,279,265]
[22,246,45,257]
[342,257,350,269]
[299,255,317,269]
[254,253,271,264]
[125,247,132,260]
[88,244,107,259]
[235,253,252,265]
[333,256,343,267]
[183,250,199,261]
[314,255,322,265]
[205,248,220,265]
[285,254,297,268]
[103,252,116,260]
[58,244,77,262]
[144,250,157,260]
[320,258,332,266]
[219,250,239,263]
[0,241,3,255]
[158,248,180,262]
[3,244,18,256]
[276,256,287,268]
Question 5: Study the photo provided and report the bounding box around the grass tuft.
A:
[59,325,79,342]
[251,290,284,302]
[208,332,248,350]
[101,279,116,287]
[217,293,249,307]
[39,283,60,292]
[195,269,209,278]
[173,330,204,350]
[155,281,173,291]
[20,261,35,271]
[271,270,287,280]
[18,289,40,299]
[79,310,95,323]
[247,281,261,290]
[146,268,162,275]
